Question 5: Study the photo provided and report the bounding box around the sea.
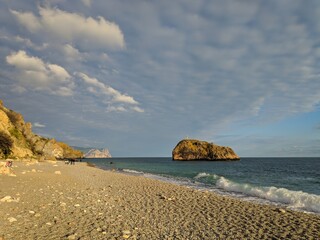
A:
[84,157,320,214]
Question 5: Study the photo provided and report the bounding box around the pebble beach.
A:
[0,160,319,240]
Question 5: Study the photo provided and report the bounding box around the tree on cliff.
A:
[0,131,13,158]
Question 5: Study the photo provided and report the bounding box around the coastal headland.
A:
[0,160,319,239]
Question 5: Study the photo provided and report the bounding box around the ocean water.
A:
[84,157,320,214]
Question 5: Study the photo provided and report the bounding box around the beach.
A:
[0,160,319,240]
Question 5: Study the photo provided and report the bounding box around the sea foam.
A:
[122,169,144,174]
[194,172,219,180]
[216,176,320,213]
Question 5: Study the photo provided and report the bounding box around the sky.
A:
[0,0,319,157]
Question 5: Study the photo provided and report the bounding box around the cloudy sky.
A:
[0,0,319,157]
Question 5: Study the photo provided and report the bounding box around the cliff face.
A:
[172,139,240,161]
[84,149,112,158]
[0,100,83,159]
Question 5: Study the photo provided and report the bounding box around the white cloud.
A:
[62,44,83,62]
[11,7,125,50]
[113,94,138,105]
[79,72,105,88]
[33,122,46,128]
[14,36,48,50]
[55,86,74,96]
[10,10,42,33]
[132,106,145,113]
[107,106,127,112]
[82,0,92,7]
[6,50,45,72]
[47,64,71,80]
[6,50,74,96]
[77,72,143,112]
[11,85,26,93]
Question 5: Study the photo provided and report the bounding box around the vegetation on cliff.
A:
[0,131,13,158]
[0,100,83,159]
[172,139,240,161]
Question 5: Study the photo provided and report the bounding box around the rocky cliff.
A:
[172,139,240,161]
[0,100,83,160]
[84,149,112,158]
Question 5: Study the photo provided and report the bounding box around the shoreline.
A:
[1,160,319,239]
[87,159,320,215]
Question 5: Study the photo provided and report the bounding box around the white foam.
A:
[216,177,320,213]
[194,172,210,179]
[122,169,144,174]
[194,172,219,180]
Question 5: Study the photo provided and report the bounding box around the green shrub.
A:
[9,127,23,140]
[0,131,13,157]
[6,110,20,125]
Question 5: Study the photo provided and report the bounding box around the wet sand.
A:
[0,160,319,239]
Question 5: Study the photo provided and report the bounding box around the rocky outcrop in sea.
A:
[0,100,83,160]
[84,149,112,158]
[172,139,240,161]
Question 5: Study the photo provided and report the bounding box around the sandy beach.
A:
[0,160,319,240]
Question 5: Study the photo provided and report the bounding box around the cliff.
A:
[0,100,83,160]
[172,139,240,161]
[84,148,112,158]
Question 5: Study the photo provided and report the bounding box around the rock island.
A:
[172,139,240,161]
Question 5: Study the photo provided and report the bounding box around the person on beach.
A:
[65,159,75,165]
[5,161,12,167]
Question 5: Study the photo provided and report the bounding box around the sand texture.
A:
[0,161,319,240]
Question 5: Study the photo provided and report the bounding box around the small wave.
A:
[122,169,144,174]
[194,172,219,180]
[216,177,320,213]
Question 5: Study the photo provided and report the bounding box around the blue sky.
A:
[0,0,319,157]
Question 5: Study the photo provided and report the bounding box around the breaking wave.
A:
[194,172,320,213]
[122,169,144,174]
[194,172,219,180]
[218,176,320,213]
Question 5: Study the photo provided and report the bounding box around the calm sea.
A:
[84,157,320,214]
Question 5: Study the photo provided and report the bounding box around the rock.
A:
[122,230,131,235]
[84,148,112,158]
[172,139,240,161]
[0,165,15,176]
[1,196,12,202]
[1,196,19,202]
[54,171,61,175]
[278,208,286,213]
[8,217,17,223]
[96,227,102,232]
[67,234,77,240]
[42,139,64,159]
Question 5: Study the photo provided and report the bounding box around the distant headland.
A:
[172,139,240,161]
[84,148,112,158]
